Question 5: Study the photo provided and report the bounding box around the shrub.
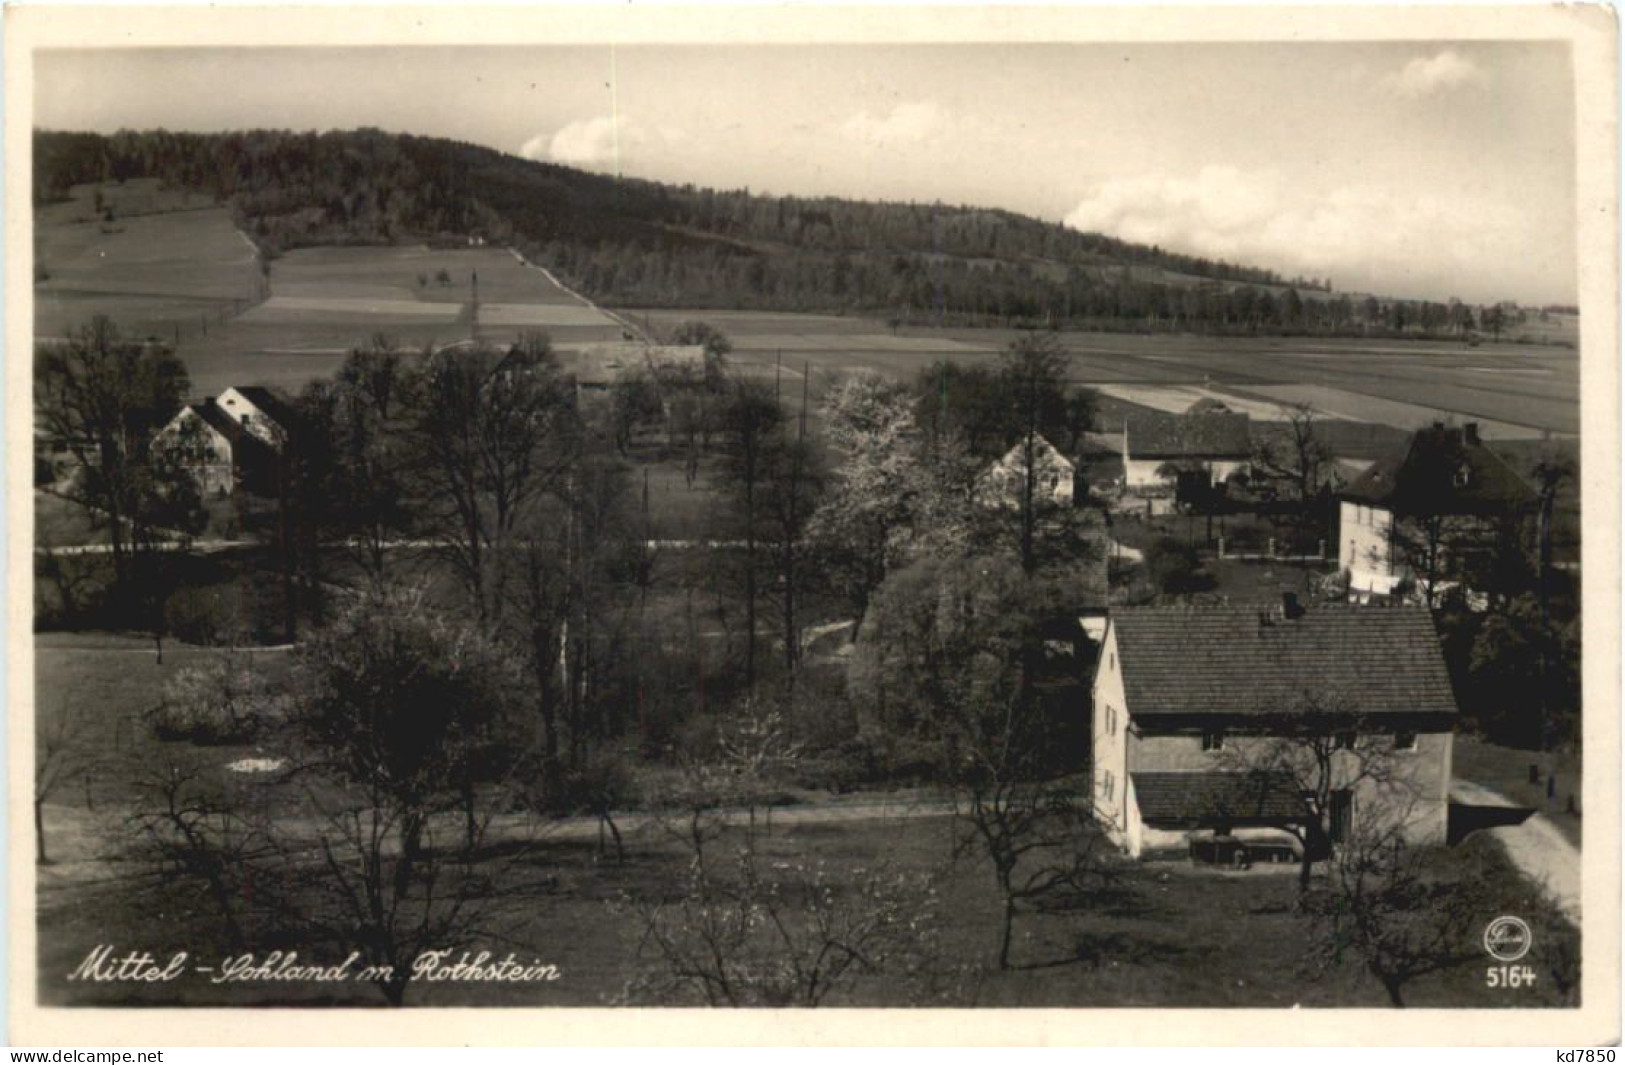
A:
[148,652,274,744]
[1145,536,1216,596]
[164,587,230,645]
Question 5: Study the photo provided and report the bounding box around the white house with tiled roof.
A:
[1121,410,1252,492]
[1338,421,1536,603]
[1092,601,1457,861]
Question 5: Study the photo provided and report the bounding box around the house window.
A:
[1201,730,1225,752]
[1394,732,1418,752]
[1106,707,1115,736]
[1333,731,1357,750]
[1454,463,1472,488]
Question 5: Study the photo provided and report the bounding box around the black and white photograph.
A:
[8,3,1619,1045]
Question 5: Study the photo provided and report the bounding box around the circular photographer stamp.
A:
[1483,915,1534,962]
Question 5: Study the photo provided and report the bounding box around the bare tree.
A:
[950,692,1113,971]
[35,705,95,864]
[1253,402,1336,551]
[34,317,192,585]
[127,757,265,951]
[404,344,575,623]
[1303,797,1481,1007]
[624,847,939,1007]
[1215,693,1417,893]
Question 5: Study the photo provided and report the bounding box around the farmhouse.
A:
[1091,601,1457,861]
[977,434,1076,508]
[215,386,295,451]
[154,386,296,496]
[153,402,245,497]
[1337,421,1535,602]
[1121,410,1251,499]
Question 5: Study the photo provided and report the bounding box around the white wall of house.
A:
[157,409,234,496]
[217,387,287,450]
[1125,725,1453,853]
[1340,500,1401,599]
[1122,455,1247,491]
[1091,625,1133,852]
[981,438,1075,506]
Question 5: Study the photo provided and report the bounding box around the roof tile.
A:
[1111,604,1458,717]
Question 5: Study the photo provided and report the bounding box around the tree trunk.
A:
[744,532,757,692]
[998,894,1016,971]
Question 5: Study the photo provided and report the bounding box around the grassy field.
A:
[36,794,1577,1009]
[35,181,262,344]
[33,631,1580,1009]
[627,308,1579,441]
[35,189,1579,442]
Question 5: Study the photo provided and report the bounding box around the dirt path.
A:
[1450,778,1580,920]
[505,246,651,343]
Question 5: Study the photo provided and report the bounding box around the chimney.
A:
[1464,422,1480,445]
[1281,591,1304,620]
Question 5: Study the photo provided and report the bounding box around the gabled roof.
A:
[1124,411,1251,460]
[228,386,297,429]
[1131,771,1307,824]
[1110,604,1458,718]
[176,402,246,446]
[985,434,1075,477]
[1341,423,1534,514]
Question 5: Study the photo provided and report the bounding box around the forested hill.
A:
[38,127,1496,336]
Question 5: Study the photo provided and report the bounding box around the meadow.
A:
[35,180,261,344]
[629,308,1579,441]
[34,632,1578,1010]
[36,182,1580,444]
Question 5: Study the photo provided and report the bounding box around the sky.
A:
[35,42,1578,306]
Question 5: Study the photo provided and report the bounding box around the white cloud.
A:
[1380,50,1489,98]
[839,101,946,147]
[1063,165,1534,298]
[519,116,686,170]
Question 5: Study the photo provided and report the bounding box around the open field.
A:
[628,309,1579,441]
[35,193,1579,440]
[36,785,1576,1007]
[35,181,262,341]
[34,200,637,397]
[165,245,633,397]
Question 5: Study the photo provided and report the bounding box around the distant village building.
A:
[154,403,245,497]
[1120,410,1252,500]
[216,386,294,451]
[1337,421,1534,603]
[154,386,296,496]
[977,434,1075,508]
[1092,602,1458,861]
